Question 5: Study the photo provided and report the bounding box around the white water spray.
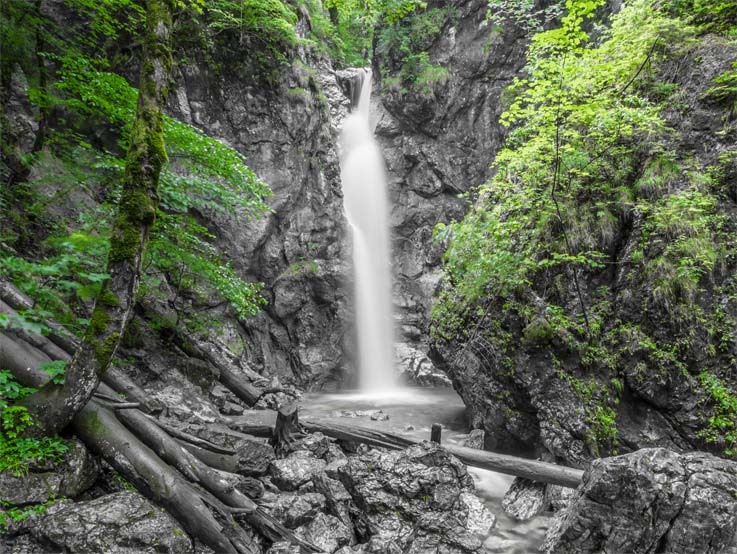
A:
[339,69,397,393]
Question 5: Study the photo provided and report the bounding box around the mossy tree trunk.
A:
[19,0,176,437]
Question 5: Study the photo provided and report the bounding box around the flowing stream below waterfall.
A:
[300,387,550,553]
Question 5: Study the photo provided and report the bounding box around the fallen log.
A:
[2,329,320,552]
[233,416,584,489]
[74,401,259,554]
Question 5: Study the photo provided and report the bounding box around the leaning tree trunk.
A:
[18,0,175,437]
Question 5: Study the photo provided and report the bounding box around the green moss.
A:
[109,190,158,264]
[94,332,121,368]
[87,306,111,337]
[522,318,555,344]
[74,409,105,437]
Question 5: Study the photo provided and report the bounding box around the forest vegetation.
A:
[1,0,737,550]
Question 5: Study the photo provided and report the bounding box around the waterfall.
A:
[339,69,397,393]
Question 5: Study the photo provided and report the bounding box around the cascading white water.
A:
[339,69,397,393]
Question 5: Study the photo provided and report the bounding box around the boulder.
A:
[336,442,492,553]
[270,451,327,491]
[0,439,99,506]
[313,472,354,525]
[28,491,192,553]
[269,492,326,528]
[501,477,546,521]
[395,343,451,387]
[295,512,352,554]
[543,448,737,554]
[235,439,276,476]
[463,429,485,450]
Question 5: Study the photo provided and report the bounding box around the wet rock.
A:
[289,432,332,459]
[295,512,352,554]
[501,477,546,521]
[269,492,326,528]
[396,343,451,387]
[543,448,737,554]
[337,442,489,553]
[313,472,354,525]
[270,451,327,491]
[460,492,495,534]
[209,384,245,415]
[463,429,485,450]
[545,483,575,512]
[179,357,219,389]
[29,491,192,553]
[236,439,276,476]
[254,380,303,411]
[0,439,99,506]
[235,476,265,499]
[339,409,388,421]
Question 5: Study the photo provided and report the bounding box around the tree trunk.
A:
[74,401,259,554]
[236,417,585,489]
[18,0,175,436]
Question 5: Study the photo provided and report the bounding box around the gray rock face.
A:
[28,491,192,554]
[295,512,353,553]
[168,50,354,389]
[374,0,531,367]
[270,451,328,491]
[0,439,99,506]
[270,492,327,528]
[430,35,737,466]
[501,477,546,521]
[543,448,737,554]
[336,442,493,553]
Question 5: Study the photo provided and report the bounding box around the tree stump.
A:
[271,402,302,456]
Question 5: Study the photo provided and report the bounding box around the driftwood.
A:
[234,416,584,489]
[75,401,260,554]
[0,321,320,552]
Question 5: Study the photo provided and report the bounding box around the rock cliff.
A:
[429,17,737,467]
[373,0,532,369]
[166,31,357,389]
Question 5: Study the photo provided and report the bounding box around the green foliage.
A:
[698,371,737,456]
[145,213,267,323]
[38,361,67,385]
[2,47,272,335]
[0,223,110,336]
[668,0,737,34]
[170,0,299,77]
[376,4,456,94]
[0,499,60,530]
[0,371,37,410]
[432,0,697,342]
[207,0,298,57]
[702,63,737,111]
[486,0,565,34]
[0,406,68,476]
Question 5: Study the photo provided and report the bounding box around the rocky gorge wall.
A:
[165,33,358,389]
[427,18,737,469]
[372,0,534,380]
[168,0,538,389]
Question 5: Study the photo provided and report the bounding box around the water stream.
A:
[339,69,397,393]
[336,73,548,551]
[299,388,550,553]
